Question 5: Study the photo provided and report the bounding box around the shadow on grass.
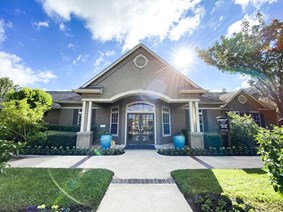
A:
[171,169,255,212]
[243,168,267,175]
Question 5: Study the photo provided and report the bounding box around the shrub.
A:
[228,112,260,148]
[204,133,222,149]
[0,140,25,173]
[43,131,77,148]
[46,125,80,132]
[256,126,283,196]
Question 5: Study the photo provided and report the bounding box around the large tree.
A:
[0,88,52,143]
[197,13,283,117]
[0,77,19,99]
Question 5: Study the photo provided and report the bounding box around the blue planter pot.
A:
[100,135,112,150]
[173,135,185,149]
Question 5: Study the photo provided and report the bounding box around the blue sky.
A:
[0,0,282,92]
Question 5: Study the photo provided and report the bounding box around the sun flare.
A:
[173,48,194,69]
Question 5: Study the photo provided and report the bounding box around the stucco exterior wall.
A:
[59,109,75,126]
[205,109,221,132]
[44,110,60,125]
[86,47,200,100]
[260,110,278,127]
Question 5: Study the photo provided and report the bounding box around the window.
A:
[127,103,154,112]
[199,109,204,132]
[110,106,119,135]
[77,109,82,126]
[162,106,171,136]
[249,111,261,126]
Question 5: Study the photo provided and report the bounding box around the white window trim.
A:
[249,111,261,126]
[199,109,204,133]
[162,106,171,137]
[110,106,119,136]
[77,109,82,126]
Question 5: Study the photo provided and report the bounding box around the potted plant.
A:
[173,132,185,149]
[99,128,112,150]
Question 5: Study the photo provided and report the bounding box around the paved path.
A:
[9,150,263,212]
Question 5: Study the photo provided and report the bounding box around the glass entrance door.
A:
[127,113,154,144]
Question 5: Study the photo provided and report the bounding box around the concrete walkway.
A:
[9,150,263,212]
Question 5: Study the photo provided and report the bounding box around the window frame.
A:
[162,106,171,137]
[77,108,82,126]
[249,111,261,126]
[199,109,204,132]
[110,106,119,136]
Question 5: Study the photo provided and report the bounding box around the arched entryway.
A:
[125,102,156,145]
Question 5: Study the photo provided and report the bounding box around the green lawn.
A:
[171,169,283,211]
[0,168,113,211]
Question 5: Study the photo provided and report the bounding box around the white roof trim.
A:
[80,43,203,89]
[81,89,200,103]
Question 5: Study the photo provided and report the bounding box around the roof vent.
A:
[238,95,247,104]
[133,54,148,69]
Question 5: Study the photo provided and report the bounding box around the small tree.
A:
[228,112,260,148]
[256,126,283,197]
[0,88,52,144]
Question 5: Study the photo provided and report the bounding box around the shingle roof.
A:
[47,91,82,102]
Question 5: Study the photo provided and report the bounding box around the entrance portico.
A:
[75,44,207,148]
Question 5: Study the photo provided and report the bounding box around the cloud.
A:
[239,75,251,88]
[0,51,56,86]
[72,54,89,65]
[32,21,49,30]
[0,20,5,44]
[233,0,278,10]
[93,50,116,73]
[67,43,75,49]
[227,13,260,36]
[40,0,205,51]
[59,23,66,31]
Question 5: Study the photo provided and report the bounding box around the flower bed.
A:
[20,146,125,156]
[157,146,258,156]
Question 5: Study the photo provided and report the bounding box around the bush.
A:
[43,131,77,148]
[204,133,222,149]
[228,112,260,148]
[46,125,80,132]
[256,126,283,196]
[157,146,258,156]
[20,145,125,156]
[0,140,25,173]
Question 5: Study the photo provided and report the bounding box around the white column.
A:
[189,101,194,132]
[195,101,200,132]
[80,101,87,132]
[87,101,92,131]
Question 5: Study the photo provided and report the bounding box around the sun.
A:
[173,47,194,69]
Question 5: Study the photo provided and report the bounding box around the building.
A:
[45,44,278,148]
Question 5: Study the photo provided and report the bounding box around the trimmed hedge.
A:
[20,146,125,156]
[157,146,258,156]
[204,132,222,149]
[43,130,77,148]
[46,125,80,132]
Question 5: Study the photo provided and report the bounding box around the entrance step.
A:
[125,144,155,149]
[111,178,175,184]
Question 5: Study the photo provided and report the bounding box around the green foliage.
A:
[0,77,19,99]
[0,99,47,143]
[46,125,80,132]
[0,88,52,144]
[157,146,257,156]
[228,112,260,148]
[204,132,222,149]
[43,131,77,148]
[256,126,283,197]
[21,145,125,156]
[197,14,283,116]
[0,140,25,174]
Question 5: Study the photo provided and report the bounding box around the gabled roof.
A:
[47,91,82,102]
[80,43,205,91]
